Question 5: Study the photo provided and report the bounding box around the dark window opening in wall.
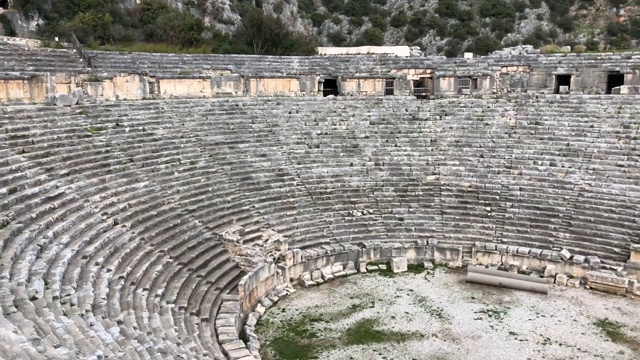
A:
[385,79,395,96]
[413,77,433,99]
[458,77,471,90]
[0,0,8,10]
[606,73,625,94]
[322,78,339,97]
[471,78,478,90]
[554,74,572,94]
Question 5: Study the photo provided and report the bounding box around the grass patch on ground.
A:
[594,319,640,351]
[344,318,422,345]
[412,295,449,321]
[263,315,322,360]
[259,299,420,360]
[475,307,508,321]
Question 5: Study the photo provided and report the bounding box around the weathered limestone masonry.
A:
[231,239,639,358]
[1,95,640,359]
[2,36,640,103]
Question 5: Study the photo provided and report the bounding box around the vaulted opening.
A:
[554,75,572,94]
[606,72,625,94]
[322,78,339,97]
[0,0,8,10]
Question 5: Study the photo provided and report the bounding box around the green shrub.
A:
[369,14,387,32]
[327,31,347,46]
[354,28,384,46]
[389,11,408,28]
[310,12,327,27]
[349,16,364,27]
[321,0,345,13]
[466,34,501,55]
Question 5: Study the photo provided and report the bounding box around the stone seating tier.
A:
[0,42,91,74]
[0,95,639,358]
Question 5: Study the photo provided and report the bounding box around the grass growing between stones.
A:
[594,319,640,351]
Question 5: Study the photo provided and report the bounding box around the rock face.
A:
[0,9,43,38]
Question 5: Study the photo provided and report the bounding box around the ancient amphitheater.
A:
[1,37,640,359]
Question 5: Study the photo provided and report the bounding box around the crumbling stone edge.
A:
[214,241,640,359]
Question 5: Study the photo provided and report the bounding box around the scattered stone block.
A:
[390,257,408,273]
[55,94,78,107]
[507,262,519,273]
[567,278,581,288]
[586,271,629,295]
[423,261,434,270]
[571,255,585,264]
[586,256,601,267]
[259,297,273,310]
[559,249,571,261]
[366,265,378,272]
[378,263,388,271]
[555,274,568,286]
[543,265,556,278]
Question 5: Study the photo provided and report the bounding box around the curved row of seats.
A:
[85,50,640,77]
[0,95,639,358]
[0,41,90,74]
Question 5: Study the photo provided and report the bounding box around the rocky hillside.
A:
[2,0,640,56]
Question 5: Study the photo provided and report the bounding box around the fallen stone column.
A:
[468,266,548,284]
[466,267,548,294]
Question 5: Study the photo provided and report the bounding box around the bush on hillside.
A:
[389,11,408,28]
[353,28,384,46]
[232,10,317,55]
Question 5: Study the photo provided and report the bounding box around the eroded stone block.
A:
[567,278,581,288]
[543,265,556,278]
[311,270,323,283]
[559,249,571,261]
[555,274,568,286]
[320,266,334,281]
[390,257,408,273]
[345,261,357,275]
[358,260,367,273]
[571,255,585,264]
